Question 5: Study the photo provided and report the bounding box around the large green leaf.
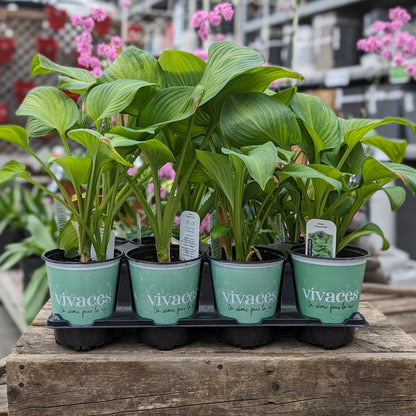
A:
[362,156,398,185]
[220,92,301,149]
[277,163,342,192]
[67,129,132,167]
[31,54,97,85]
[199,41,265,106]
[342,117,416,153]
[289,93,341,159]
[362,136,407,163]
[158,49,206,87]
[338,222,389,252]
[137,139,175,171]
[53,157,91,188]
[85,79,156,120]
[384,162,416,195]
[0,125,30,151]
[382,186,406,211]
[97,46,163,85]
[196,149,235,209]
[0,161,27,186]
[222,142,278,190]
[16,87,79,137]
[140,85,205,128]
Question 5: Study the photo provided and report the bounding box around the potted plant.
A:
[227,91,416,321]
[0,65,140,331]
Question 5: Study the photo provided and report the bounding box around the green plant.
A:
[229,92,416,253]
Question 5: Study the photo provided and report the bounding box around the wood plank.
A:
[0,358,7,416]
[362,283,416,297]
[5,302,416,416]
[363,297,416,314]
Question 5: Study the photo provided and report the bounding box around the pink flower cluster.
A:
[191,2,234,42]
[72,8,122,76]
[357,7,416,80]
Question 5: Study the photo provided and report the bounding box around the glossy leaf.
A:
[338,222,389,252]
[158,49,206,87]
[16,87,79,137]
[0,160,27,186]
[222,142,278,190]
[0,125,30,151]
[85,79,157,120]
[137,139,175,171]
[53,157,91,187]
[220,92,301,149]
[97,46,163,85]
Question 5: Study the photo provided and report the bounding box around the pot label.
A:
[306,219,336,258]
[179,210,200,261]
[221,290,278,315]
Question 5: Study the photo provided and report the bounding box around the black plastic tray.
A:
[46,244,368,351]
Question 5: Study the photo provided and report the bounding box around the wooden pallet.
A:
[2,300,416,416]
[361,283,416,340]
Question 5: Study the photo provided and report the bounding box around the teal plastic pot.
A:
[42,249,122,326]
[209,247,286,324]
[290,245,369,324]
[126,246,201,324]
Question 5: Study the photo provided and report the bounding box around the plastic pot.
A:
[42,249,122,325]
[290,245,369,324]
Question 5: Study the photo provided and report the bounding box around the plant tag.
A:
[179,210,200,261]
[91,230,115,260]
[306,219,336,258]
[54,199,67,232]
[209,211,222,259]
[136,213,141,244]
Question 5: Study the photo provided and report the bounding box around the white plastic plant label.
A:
[91,229,116,260]
[54,199,67,232]
[306,219,336,258]
[179,210,200,261]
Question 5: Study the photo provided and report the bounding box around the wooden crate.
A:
[4,301,416,416]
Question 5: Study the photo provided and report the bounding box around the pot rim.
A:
[125,245,202,267]
[42,248,123,269]
[289,244,369,263]
[207,246,286,266]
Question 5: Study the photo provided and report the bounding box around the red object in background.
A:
[14,80,36,105]
[0,38,16,63]
[0,103,8,124]
[94,16,111,36]
[62,89,80,103]
[36,37,59,61]
[45,6,67,30]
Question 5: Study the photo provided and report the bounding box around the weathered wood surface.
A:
[362,283,416,340]
[0,358,7,416]
[5,302,416,416]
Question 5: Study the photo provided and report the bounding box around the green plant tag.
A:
[54,199,67,232]
[306,219,336,258]
[179,210,200,261]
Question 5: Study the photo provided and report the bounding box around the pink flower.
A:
[71,14,83,27]
[159,162,175,180]
[147,183,155,194]
[405,63,416,80]
[160,188,167,199]
[193,48,208,61]
[393,53,404,67]
[389,7,411,25]
[382,49,392,60]
[214,2,234,21]
[200,214,210,233]
[382,34,392,46]
[191,10,208,28]
[111,36,123,49]
[77,53,90,67]
[121,0,131,7]
[208,11,221,26]
[216,33,225,41]
[97,43,107,56]
[198,22,210,42]
[92,7,107,22]
[91,67,102,76]
[83,17,95,32]
[174,216,181,227]
[89,56,101,69]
